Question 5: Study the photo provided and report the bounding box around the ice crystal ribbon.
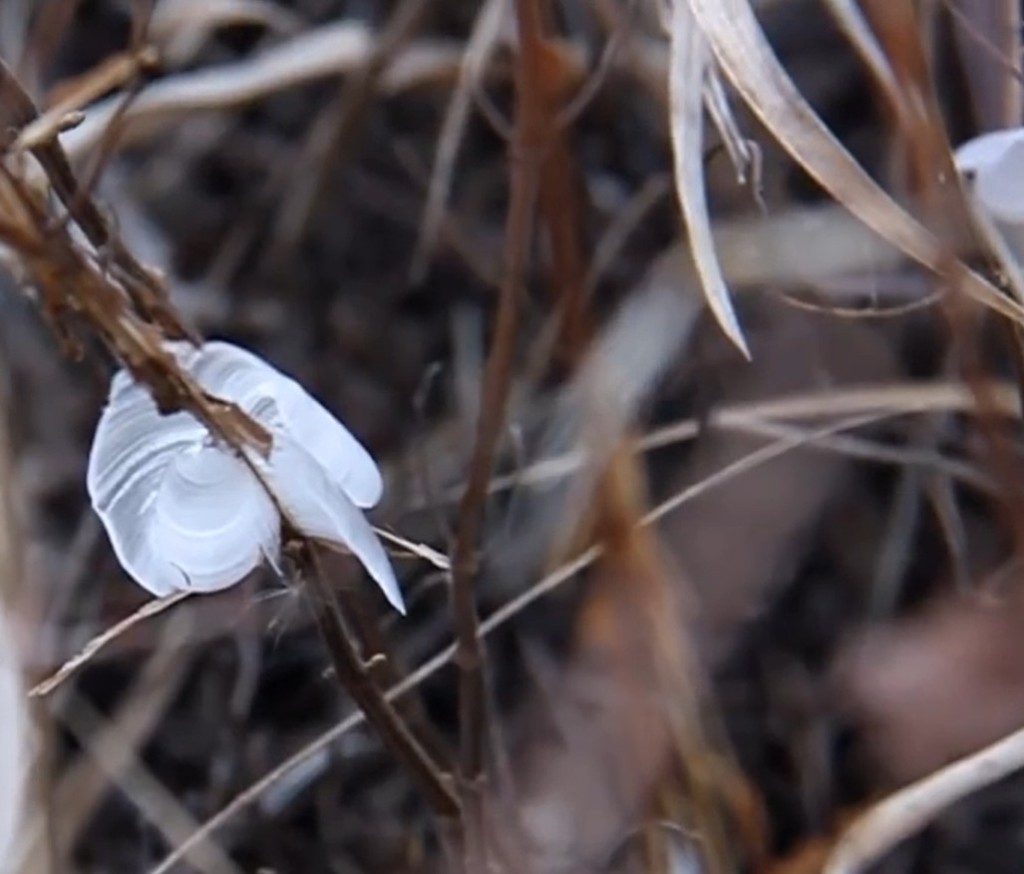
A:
[87,340,404,612]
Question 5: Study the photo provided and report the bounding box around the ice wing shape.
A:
[89,341,402,612]
[180,341,384,507]
[245,422,404,613]
[87,367,279,596]
[955,128,1024,262]
[954,128,1024,185]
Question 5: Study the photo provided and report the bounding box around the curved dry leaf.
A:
[668,0,751,358]
[88,341,403,611]
[687,0,1024,327]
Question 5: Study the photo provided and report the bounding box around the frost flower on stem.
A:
[87,340,404,613]
[955,127,1024,263]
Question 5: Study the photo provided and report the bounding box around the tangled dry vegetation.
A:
[4,0,1024,872]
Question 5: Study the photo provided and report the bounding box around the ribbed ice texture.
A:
[87,341,404,612]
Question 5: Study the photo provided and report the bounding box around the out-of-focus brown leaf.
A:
[667,302,899,663]
[507,298,899,871]
[836,587,1024,785]
[510,451,718,872]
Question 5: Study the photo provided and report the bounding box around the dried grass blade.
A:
[825,721,1024,874]
[824,0,903,113]
[668,0,750,357]
[29,590,190,698]
[687,0,1024,327]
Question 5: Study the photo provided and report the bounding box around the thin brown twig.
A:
[30,591,191,698]
[533,1,591,373]
[16,46,158,150]
[329,559,454,773]
[0,55,190,341]
[447,0,547,863]
[294,542,459,820]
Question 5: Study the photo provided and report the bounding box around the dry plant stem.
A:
[17,45,157,150]
[865,1,1024,552]
[824,723,1024,874]
[147,390,1017,874]
[447,0,545,862]
[297,543,459,820]
[37,380,1001,698]
[0,58,188,339]
[532,2,591,370]
[332,575,453,772]
[31,591,190,697]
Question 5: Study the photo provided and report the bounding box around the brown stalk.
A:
[19,45,158,149]
[862,2,1024,557]
[294,542,460,821]
[447,0,547,863]
[329,564,454,772]
[0,162,267,455]
[0,56,188,339]
[533,23,591,373]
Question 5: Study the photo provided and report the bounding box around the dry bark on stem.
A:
[447,0,546,864]
[0,56,185,335]
[293,543,459,821]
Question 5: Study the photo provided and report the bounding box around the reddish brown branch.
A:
[534,36,591,372]
[447,0,548,864]
[297,544,460,820]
